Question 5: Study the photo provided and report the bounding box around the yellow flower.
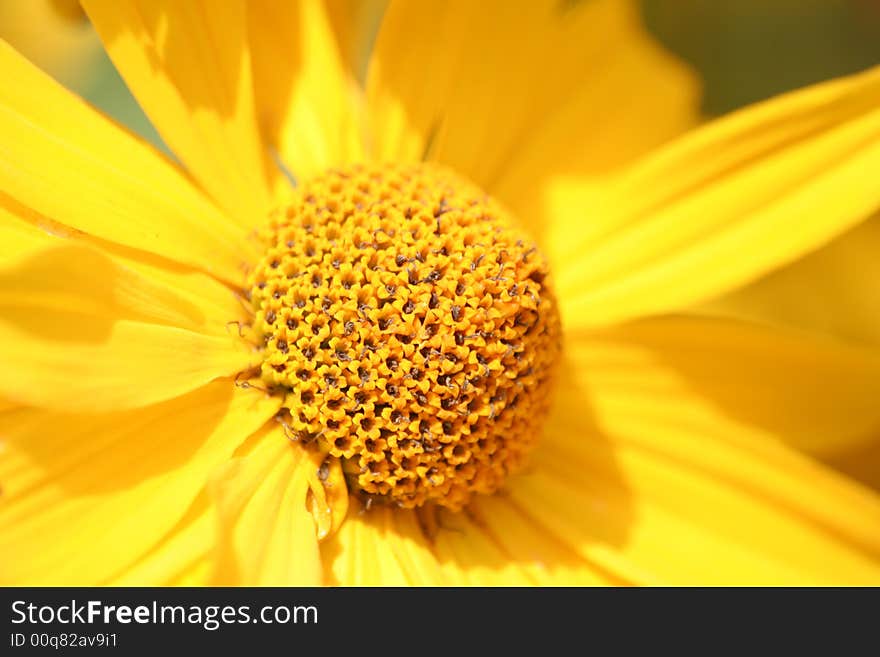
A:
[2,0,880,585]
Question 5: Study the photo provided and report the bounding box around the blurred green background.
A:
[4,0,880,146]
[642,0,880,115]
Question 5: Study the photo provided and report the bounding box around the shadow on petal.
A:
[0,244,207,342]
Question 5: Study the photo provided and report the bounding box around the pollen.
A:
[248,163,561,510]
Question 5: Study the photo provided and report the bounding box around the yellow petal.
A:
[248,0,364,179]
[429,508,537,586]
[696,229,880,491]
[557,64,880,329]
[0,239,258,412]
[0,204,55,262]
[0,0,100,89]
[0,204,252,338]
[489,9,698,236]
[366,0,698,234]
[440,499,619,585]
[82,0,279,223]
[0,379,280,585]
[166,557,213,586]
[322,504,452,585]
[0,40,254,284]
[109,495,215,586]
[115,444,340,586]
[518,318,880,584]
[577,316,880,458]
[209,424,323,586]
[325,0,386,83]
[322,499,616,586]
[825,441,880,493]
[697,212,880,350]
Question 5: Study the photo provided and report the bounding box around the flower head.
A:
[248,163,561,510]
[2,0,880,586]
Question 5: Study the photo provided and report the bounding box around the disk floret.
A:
[248,163,561,509]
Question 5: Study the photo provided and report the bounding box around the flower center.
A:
[248,163,561,510]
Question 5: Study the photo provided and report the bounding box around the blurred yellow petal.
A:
[574,316,880,458]
[366,0,698,235]
[826,441,880,493]
[0,205,56,262]
[557,65,880,329]
[248,0,364,179]
[116,446,346,586]
[110,497,214,585]
[167,557,213,586]
[325,0,385,82]
[0,240,257,412]
[697,213,880,350]
[517,318,880,584]
[46,0,84,21]
[0,0,100,88]
[695,225,880,491]
[83,0,279,222]
[0,40,254,284]
[209,425,322,586]
[0,380,280,585]
[490,12,698,237]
